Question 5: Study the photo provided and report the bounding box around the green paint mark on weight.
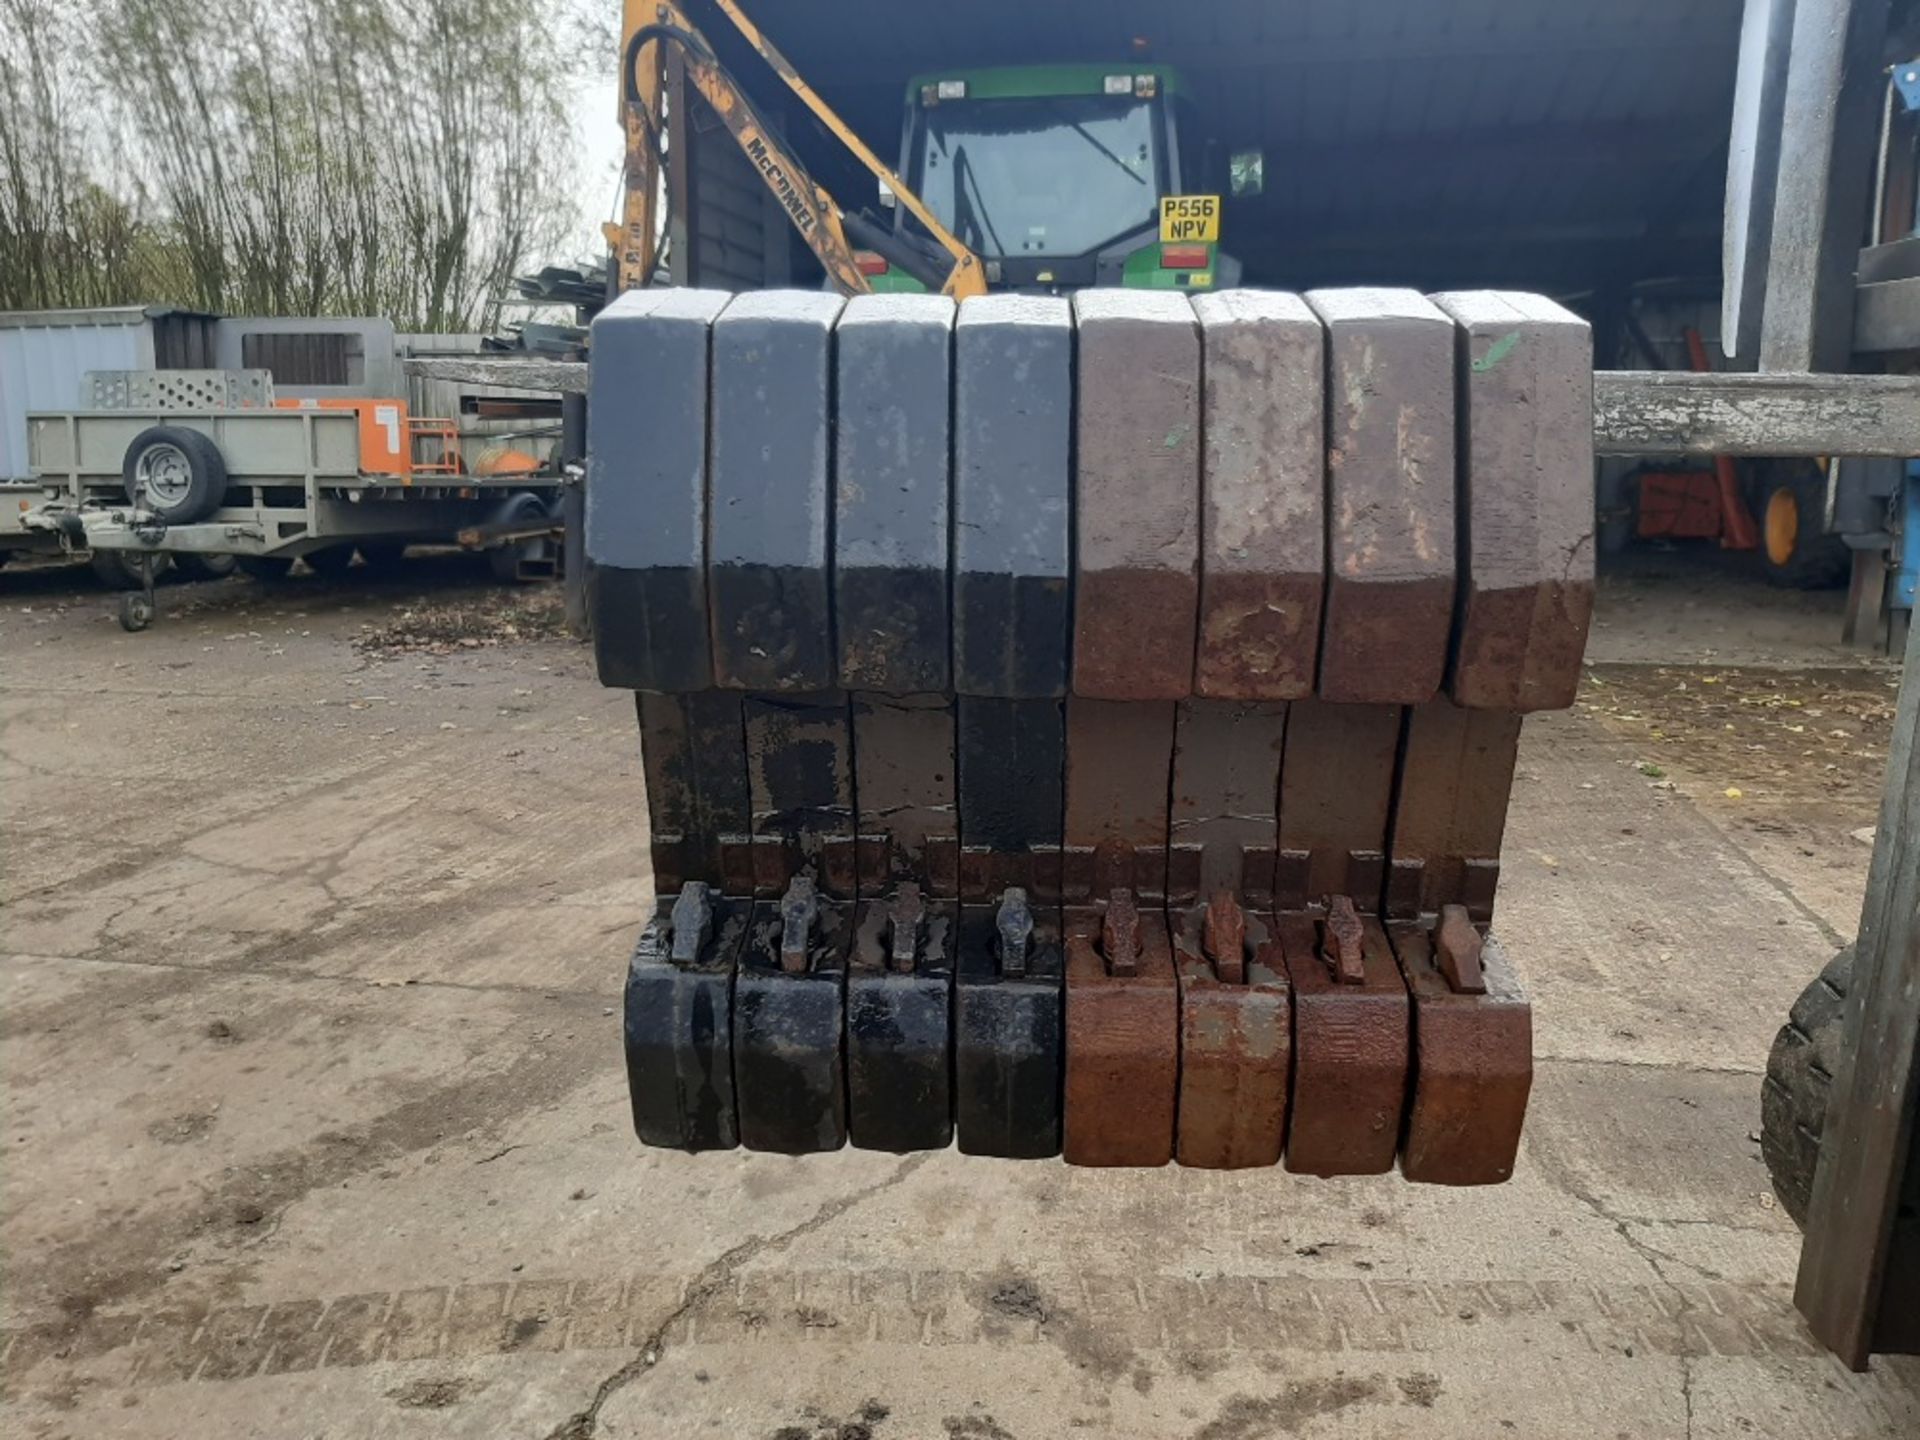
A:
[1473,331,1521,373]
[1163,422,1191,449]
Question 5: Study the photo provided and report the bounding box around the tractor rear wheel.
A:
[1761,946,1854,1227]
[1755,461,1850,589]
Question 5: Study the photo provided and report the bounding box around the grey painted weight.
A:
[1305,287,1457,705]
[1071,290,1201,701]
[834,294,954,693]
[1191,290,1325,701]
[1431,291,1594,712]
[585,288,730,692]
[952,295,1072,699]
[709,291,845,691]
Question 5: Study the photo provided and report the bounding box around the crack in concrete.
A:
[0,739,440,908]
[1548,1161,1724,1432]
[540,1153,930,1440]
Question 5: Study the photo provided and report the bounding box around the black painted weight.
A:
[732,891,851,1153]
[845,891,955,1153]
[953,892,1064,1158]
[623,884,749,1151]
[835,294,954,694]
[586,288,730,692]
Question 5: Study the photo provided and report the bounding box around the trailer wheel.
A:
[1761,945,1854,1227]
[488,492,552,584]
[1755,461,1850,589]
[118,592,154,632]
[122,426,228,524]
[236,555,295,582]
[90,549,172,590]
[175,553,238,581]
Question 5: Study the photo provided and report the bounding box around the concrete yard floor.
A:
[2,557,1916,1439]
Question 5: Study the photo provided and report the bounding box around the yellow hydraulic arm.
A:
[611,0,987,300]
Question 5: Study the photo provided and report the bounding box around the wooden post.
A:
[1722,0,1796,363]
[1794,616,1920,1366]
[1757,0,1892,373]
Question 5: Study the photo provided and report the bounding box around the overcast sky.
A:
[562,74,628,264]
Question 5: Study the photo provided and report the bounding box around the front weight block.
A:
[1173,896,1291,1170]
[1389,917,1533,1185]
[623,883,750,1151]
[954,891,1064,1158]
[846,888,955,1153]
[733,881,851,1153]
[1280,906,1410,1176]
[1062,895,1178,1167]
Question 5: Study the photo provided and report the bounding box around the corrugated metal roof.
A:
[0,305,220,330]
[707,0,1744,293]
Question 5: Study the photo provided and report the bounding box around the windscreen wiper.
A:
[952,144,1007,258]
[1047,100,1149,186]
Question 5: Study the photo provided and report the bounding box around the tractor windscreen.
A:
[912,95,1161,259]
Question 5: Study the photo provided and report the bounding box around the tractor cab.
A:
[873,64,1243,293]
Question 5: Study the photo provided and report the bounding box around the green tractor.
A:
[863,64,1251,294]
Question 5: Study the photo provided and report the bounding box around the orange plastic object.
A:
[1682,328,1759,551]
[274,398,462,479]
[1635,470,1724,540]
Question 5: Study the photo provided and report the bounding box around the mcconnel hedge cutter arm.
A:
[614,0,987,299]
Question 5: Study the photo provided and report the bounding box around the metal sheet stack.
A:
[590,285,1592,1179]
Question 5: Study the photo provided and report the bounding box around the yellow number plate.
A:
[1159,194,1221,244]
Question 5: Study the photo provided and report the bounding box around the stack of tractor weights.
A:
[588,285,1592,1180]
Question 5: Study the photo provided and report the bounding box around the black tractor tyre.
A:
[488,492,551,584]
[90,549,172,590]
[1761,945,1854,1227]
[1754,462,1851,590]
[175,552,239,581]
[302,546,355,579]
[236,555,295,582]
[122,426,228,524]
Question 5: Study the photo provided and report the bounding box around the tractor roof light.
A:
[936,79,967,99]
[1103,74,1134,95]
[1134,74,1158,98]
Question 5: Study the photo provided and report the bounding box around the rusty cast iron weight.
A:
[1063,890,1179,1167]
[1174,891,1292,1169]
